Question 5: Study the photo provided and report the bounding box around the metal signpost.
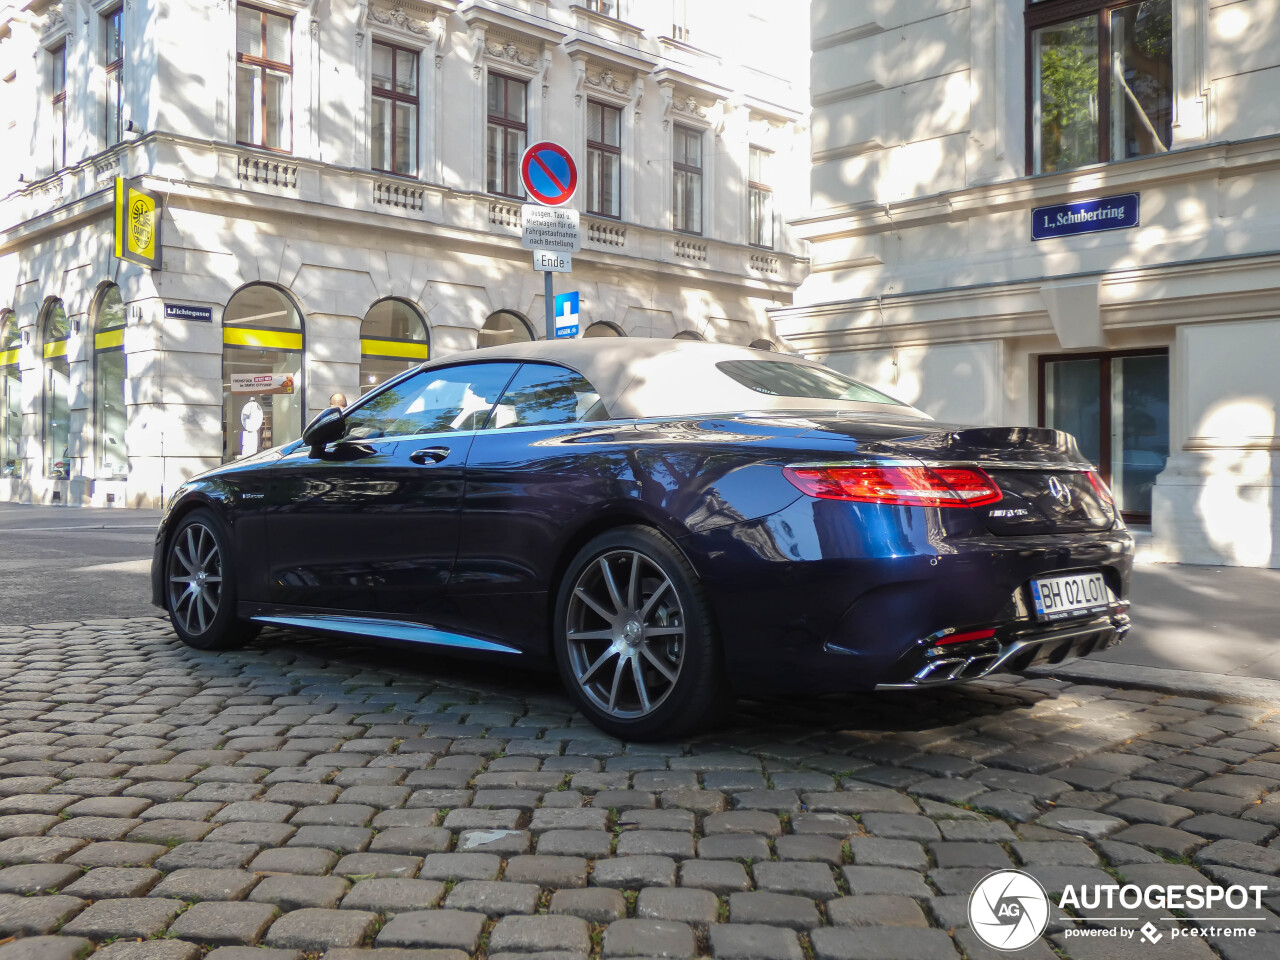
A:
[519,142,580,339]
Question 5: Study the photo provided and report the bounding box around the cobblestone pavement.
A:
[0,617,1279,960]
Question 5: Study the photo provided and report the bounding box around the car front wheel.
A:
[554,526,729,741]
[164,509,258,651]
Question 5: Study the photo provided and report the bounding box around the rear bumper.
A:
[873,611,1129,689]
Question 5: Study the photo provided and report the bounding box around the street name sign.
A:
[1032,193,1140,240]
[522,205,581,252]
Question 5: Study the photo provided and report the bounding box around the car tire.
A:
[554,525,730,741]
[163,508,259,651]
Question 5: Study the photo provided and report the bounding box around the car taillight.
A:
[1086,470,1114,504]
[782,464,1003,508]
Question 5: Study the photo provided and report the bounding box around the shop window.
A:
[360,298,429,394]
[587,100,621,219]
[478,310,534,349]
[486,73,526,197]
[1039,349,1169,520]
[93,285,127,480]
[105,7,124,146]
[0,311,19,478]
[236,3,292,151]
[41,300,71,479]
[749,338,777,351]
[51,43,67,169]
[371,40,418,177]
[583,322,623,338]
[748,146,773,248]
[673,330,704,341]
[222,284,304,462]
[1027,0,1172,174]
[673,124,702,234]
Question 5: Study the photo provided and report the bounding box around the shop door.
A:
[1040,349,1169,522]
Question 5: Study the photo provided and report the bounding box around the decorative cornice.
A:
[486,37,536,68]
[370,4,439,40]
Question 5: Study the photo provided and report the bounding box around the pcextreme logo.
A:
[969,870,1268,951]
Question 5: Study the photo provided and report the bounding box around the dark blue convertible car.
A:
[153,339,1132,739]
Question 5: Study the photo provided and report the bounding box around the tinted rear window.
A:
[716,360,900,405]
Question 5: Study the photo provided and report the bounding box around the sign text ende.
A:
[533,250,572,273]
[521,205,581,252]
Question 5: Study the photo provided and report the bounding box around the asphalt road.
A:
[1,505,1277,681]
[0,504,161,624]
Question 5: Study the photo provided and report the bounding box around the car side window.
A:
[486,363,608,429]
[342,363,520,440]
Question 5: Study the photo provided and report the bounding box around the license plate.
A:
[1030,572,1110,622]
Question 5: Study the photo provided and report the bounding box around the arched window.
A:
[673,330,704,341]
[41,299,71,478]
[749,339,777,351]
[479,310,534,349]
[93,286,127,480]
[360,298,429,395]
[0,311,20,478]
[222,285,304,462]
[583,322,624,338]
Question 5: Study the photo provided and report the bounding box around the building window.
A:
[583,322,623,337]
[93,286,127,480]
[371,41,418,177]
[748,146,773,248]
[1028,0,1172,174]
[105,7,124,145]
[479,310,534,348]
[360,298,429,394]
[1039,349,1169,521]
[0,311,20,478]
[673,124,702,234]
[51,44,67,169]
[222,285,304,461]
[586,0,617,17]
[671,0,690,41]
[41,300,71,479]
[486,73,527,197]
[587,100,621,219]
[236,3,292,152]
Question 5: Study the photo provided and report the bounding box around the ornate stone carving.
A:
[370,4,437,38]
[585,69,630,96]
[672,95,706,118]
[41,2,70,39]
[487,39,536,67]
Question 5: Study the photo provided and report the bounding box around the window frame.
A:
[1024,0,1172,175]
[51,43,67,170]
[486,72,528,198]
[235,2,294,154]
[104,6,124,146]
[340,361,522,442]
[586,99,622,219]
[672,123,703,235]
[748,145,774,249]
[370,39,420,178]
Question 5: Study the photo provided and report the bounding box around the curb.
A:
[1029,659,1280,706]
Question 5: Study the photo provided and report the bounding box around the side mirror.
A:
[302,406,345,453]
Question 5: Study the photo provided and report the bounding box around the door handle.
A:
[409,446,450,465]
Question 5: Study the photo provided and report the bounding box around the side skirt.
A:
[249,613,523,655]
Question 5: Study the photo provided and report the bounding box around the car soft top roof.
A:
[415,338,926,420]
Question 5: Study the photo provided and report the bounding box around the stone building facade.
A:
[0,0,808,507]
[774,0,1280,567]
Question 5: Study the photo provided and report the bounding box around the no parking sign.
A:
[520,142,578,206]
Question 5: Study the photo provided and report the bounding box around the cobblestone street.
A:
[0,617,1278,960]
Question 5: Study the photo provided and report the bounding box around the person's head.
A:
[328,392,348,409]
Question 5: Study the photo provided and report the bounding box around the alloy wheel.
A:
[166,522,223,636]
[564,549,686,720]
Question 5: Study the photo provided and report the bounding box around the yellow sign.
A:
[113,177,162,269]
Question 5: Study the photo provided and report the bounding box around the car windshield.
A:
[716,360,900,405]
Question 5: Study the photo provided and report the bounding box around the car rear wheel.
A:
[164,509,259,651]
[554,526,729,741]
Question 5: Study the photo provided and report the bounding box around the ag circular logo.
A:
[969,869,1050,951]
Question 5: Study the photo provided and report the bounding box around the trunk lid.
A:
[791,417,1116,535]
